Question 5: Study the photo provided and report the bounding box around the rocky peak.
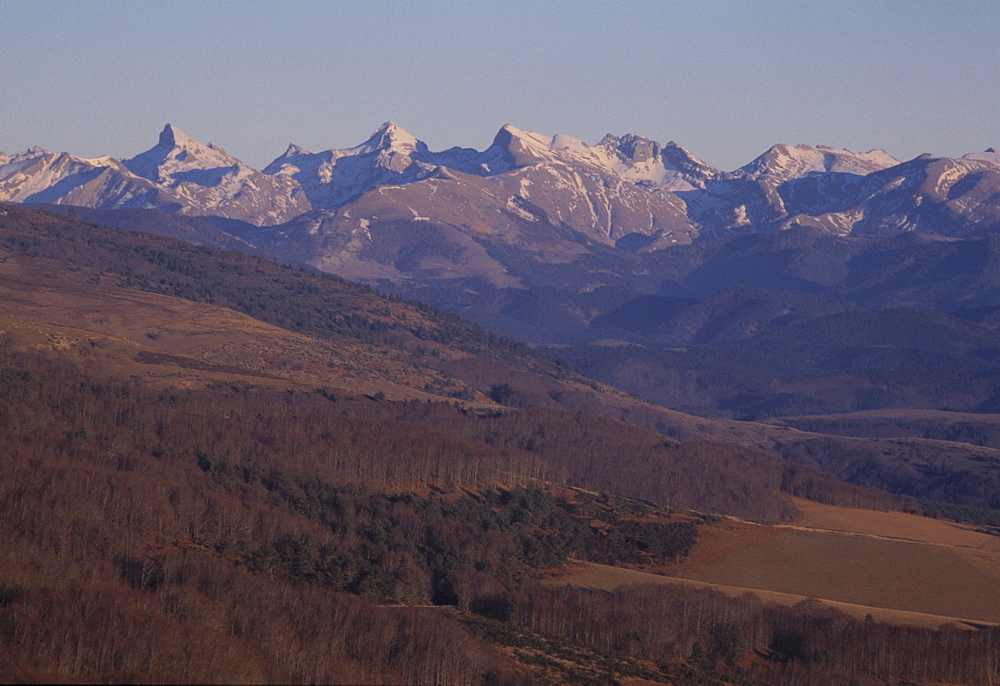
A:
[362,122,424,154]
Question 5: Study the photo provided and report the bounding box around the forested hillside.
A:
[1,204,999,684]
[2,346,998,685]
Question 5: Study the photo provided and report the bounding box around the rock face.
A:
[2,123,999,286]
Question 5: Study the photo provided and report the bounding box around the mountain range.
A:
[4,123,998,259]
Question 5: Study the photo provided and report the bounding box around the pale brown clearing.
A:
[549,561,995,630]
[549,498,1000,628]
[788,496,1000,550]
[674,527,1000,622]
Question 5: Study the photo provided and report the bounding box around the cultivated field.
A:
[550,498,1000,628]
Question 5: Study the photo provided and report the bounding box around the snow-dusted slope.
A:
[264,122,444,209]
[479,125,722,190]
[2,123,999,271]
[963,148,1000,166]
[0,147,171,209]
[760,153,1000,237]
[123,124,310,225]
[738,143,899,182]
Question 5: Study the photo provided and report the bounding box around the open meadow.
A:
[550,497,1000,628]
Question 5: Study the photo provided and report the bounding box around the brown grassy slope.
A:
[789,496,1000,548]
[680,498,1000,623]
[550,497,1000,626]
[0,203,703,416]
[0,273,460,399]
[675,528,1000,622]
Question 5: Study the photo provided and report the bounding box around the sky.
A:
[2,0,998,172]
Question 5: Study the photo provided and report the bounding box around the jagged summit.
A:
[157,123,192,149]
[271,143,311,164]
[123,123,243,185]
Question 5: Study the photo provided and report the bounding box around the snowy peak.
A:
[125,124,243,185]
[158,123,194,149]
[739,143,899,181]
[154,123,234,160]
[488,125,596,164]
[267,144,312,171]
[487,124,559,167]
[358,122,424,155]
[261,122,441,209]
[485,125,718,189]
[605,133,662,164]
[596,134,720,188]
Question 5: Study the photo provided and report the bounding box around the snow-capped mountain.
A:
[682,143,1000,238]
[0,147,167,209]
[779,152,1000,237]
[2,123,998,288]
[738,143,899,182]
[0,125,310,225]
[243,122,705,288]
[480,125,722,191]
[264,122,451,209]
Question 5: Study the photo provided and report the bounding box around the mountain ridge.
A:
[5,123,996,248]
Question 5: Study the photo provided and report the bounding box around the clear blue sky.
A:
[2,0,998,171]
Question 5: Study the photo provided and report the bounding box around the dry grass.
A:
[547,499,1000,628]
[0,274,457,400]
[789,496,1000,550]
[674,527,1000,622]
